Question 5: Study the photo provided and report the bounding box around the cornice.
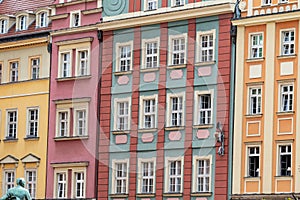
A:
[0,37,48,50]
[50,24,98,36]
[49,13,68,20]
[55,0,95,8]
[82,7,102,15]
[232,10,300,26]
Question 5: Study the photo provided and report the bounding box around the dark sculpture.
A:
[0,178,32,200]
[233,0,241,19]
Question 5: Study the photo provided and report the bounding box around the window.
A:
[31,58,40,80]
[140,95,157,129]
[262,0,271,5]
[280,84,293,112]
[76,50,89,76]
[118,45,131,72]
[74,109,87,136]
[197,93,212,125]
[249,87,262,115]
[166,159,183,193]
[57,111,69,137]
[27,108,39,137]
[281,30,295,55]
[171,97,183,126]
[278,144,292,176]
[117,102,129,131]
[0,19,7,34]
[60,52,71,78]
[172,0,184,6]
[56,172,67,198]
[6,110,17,139]
[113,161,128,194]
[248,147,260,177]
[170,36,186,65]
[4,171,15,192]
[10,61,18,82]
[74,171,85,198]
[146,0,157,10]
[279,0,288,3]
[19,15,27,30]
[71,11,80,27]
[196,159,210,192]
[250,33,263,58]
[199,32,215,62]
[26,170,37,198]
[39,12,48,27]
[145,42,158,68]
[138,159,156,194]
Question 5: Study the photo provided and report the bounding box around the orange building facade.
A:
[232,0,300,198]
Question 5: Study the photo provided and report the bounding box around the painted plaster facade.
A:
[46,0,101,199]
[0,0,52,198]
[97,0,234,199]
[232,0,300,199]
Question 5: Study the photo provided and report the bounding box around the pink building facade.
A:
[46,0,101,198]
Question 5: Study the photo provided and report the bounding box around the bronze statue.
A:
[0,178,32,200]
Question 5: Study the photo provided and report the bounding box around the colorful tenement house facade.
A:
[97,0,234,199]
[45,0,102,199]
[232,0,300,199]
[0,0,53,198]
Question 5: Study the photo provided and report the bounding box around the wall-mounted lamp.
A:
[215,122,225,156]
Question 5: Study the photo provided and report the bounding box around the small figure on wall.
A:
[0,178,32,200]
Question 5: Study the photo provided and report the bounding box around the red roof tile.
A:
[0,0,54,15]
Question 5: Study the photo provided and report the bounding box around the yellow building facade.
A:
[232,0,300,198]
[0,37,50,198]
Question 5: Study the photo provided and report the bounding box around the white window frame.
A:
[139,94,158,129]
[56,109,70,137]
[58,51,72,78]
[0,18,7,34]
[6,109,17,139]
[262,0,272,5]
[172,0,185,7]
[247,146,260,177]
[113,97,131,131]
[192,155,212,193]
[137,158,156,194]
[25,169,37,198]
[197,30,216,63]
[166,92,185,127]
[277,143,292,176]
[3,170,15,193]
[30,57,40,80]
[111,159,129,194]
[194,90,214,126]
[9,61,18,82]
[281,29,295,56]
[73,107,88,137]
[36,10,49,28]
[18,15,27,31]
[70,10,81,27]
[164,157,184,193]
[141,38,160,69]
[248,86,262,115]
[54,169,68,199]
[71,169,86,198]
[249,33,263,59]
[168,34,187,66]
[279,83,294,112]
[115,41,133,72]
[144,0,158,10]
[75,48,90,76]
[26,107,39,138]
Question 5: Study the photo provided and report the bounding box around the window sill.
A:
[109,194,128,198]
[277,54,297,59]
[171,4,184,7]
[194,61,216,67]
[276,111,294,116]
[165,126,185,131]
[3,138,18,142]
[140,67,159,73]
[167,64,186,69]
[112,130,130,135]
[138,128,157,133]
[246,58,265,62]
[245,114,263,118]
[54,136,89,141]
[243,176,260,179]
[275,175,293,178]
[136,193,155,197]
[114,71,132,76]
[24,136,39,141]
[193,124,213,129]
[191,192,212,197]
[163,193,183,197]
[56,75,91,81]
